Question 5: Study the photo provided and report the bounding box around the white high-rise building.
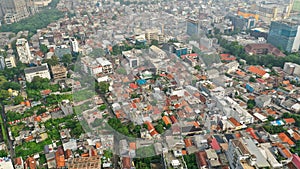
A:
[70,37,79,53]
[16,38,32,63]
[4,55,16,68]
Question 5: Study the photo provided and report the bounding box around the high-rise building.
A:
[1,0,30,23]
[186,18,201,37]
[16,38,32,64]
[267,20,300,52]
[0,56,5,70]
[4,55,16,68]
[70,37,79,53]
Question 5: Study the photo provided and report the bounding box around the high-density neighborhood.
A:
[0,0,300,169]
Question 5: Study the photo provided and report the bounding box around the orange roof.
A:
[284,118,296,124]
[182,150,187,155]
[236,70,246,76]
[194,121,200,127]
[26,157,36,169]
[41,89,51,95]
[293,131,300,141]
[278,133,295,146]
[81,153,89,157]
[129,142,136,150]
[184,138,193,147]
[282,80,290,85]
[55,147,66,167]
[129,83,138,89]
[25,135,34,142]
[162,116,172,125]
[266,108,277,115]
[274,143,292,158]
[235,132,241,138]
[96,142,101,149]
[228,117,242,127]
[145,121,155,132]
[150,130,158,136]
[34,116,42,122]
[248,66,266,77]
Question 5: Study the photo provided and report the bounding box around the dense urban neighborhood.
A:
[0,0,300,169]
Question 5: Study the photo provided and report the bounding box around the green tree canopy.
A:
[62,54,72,65]
[98,81,110,94]
[39,44,48,54]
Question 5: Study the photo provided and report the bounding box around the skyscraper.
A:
[1,0,30,23]
[186,18,201,37]
[267,20,300,53]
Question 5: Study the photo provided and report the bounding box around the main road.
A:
[1,104,15,159]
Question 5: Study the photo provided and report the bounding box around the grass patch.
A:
[293,0,300,12]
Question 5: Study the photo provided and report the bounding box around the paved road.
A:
[1,104,15,159]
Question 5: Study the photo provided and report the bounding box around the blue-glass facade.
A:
[174,48,188,57]
[267,21,300,52]
[187,19,199,36]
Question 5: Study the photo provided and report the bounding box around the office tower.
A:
[267,20,300,53]
[1,0,30,23]
[16,38,32,64]
[186,18,201,37]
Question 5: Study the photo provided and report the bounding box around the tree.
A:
[267,116,275,121]
[0,150,8,157]
[98,82,109,94]
[89,48,105,57]
[39,44,48,54]
[13,95,24,105]
[155,124,164,134]
[194,65,201,71]
[151,40,159,46]
[116,68,127,75]
[62,54,72,65]
[0,90,9,100]
[1,82,21,90]
[43,55,59,66]
[247,99,256,109]
[0,76,7,86]
[249,76,256,82]
[98,104,107,111]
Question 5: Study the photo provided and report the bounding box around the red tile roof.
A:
[184,138,193,147]
[210,138,221,151]
[248,66,266,77]
[26,157,36,169]
[122,157,131,169]
[228,117,242,127]
[144,121,155,132]
[245,43,285,57]
[129,142,136,150]
[284,118,296,124]
[195,151,208,168]
[170,115,178,124]
[162,116,172,125]
[278,133,295,146]
[55,147,66,168]
[220,53,236,61]
[129,83,138,89]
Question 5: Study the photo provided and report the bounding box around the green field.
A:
[293,0,300,12]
